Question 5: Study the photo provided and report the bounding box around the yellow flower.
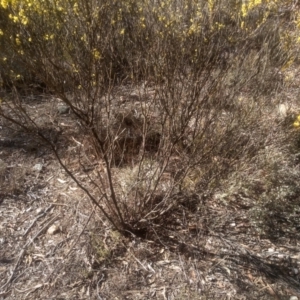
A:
[9,14,19,23]
[73,3,78,14]
[0,0,8,9]
[92,49,101,60]
[120,28,125,35]
[293,121,300,128]
[44,34,54,40]
[208,0,213,13]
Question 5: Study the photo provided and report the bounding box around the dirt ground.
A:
[0,89,300,299]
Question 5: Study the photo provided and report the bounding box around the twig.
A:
[96,273,105,300]
[44,206,96,283]
[0,215,60,292]
[261,278,280,300]
[23,204,54,237]
[129,251,148,271]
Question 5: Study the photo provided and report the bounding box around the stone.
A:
[278,103,288,118]
[57,104,70,115]
[47,224,60,235]
[33,163,43,172]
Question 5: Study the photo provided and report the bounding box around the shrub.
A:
[0,0,298,235]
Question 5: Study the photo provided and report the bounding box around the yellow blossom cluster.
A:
[293,115,300,128]
[0,0,298,86]
[0,0,290,44]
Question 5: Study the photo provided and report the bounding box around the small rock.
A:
[289,296,298,300]
[33,163,43,172]
[47,224,60,235]
[57,104,70,115]
[292,268,299,275]
[36,208,43,214]
[278,103,288,117]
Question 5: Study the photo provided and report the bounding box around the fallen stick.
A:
[23,204,54,237]
[0,214,60,292]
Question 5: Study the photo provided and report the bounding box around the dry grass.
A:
[1,77,300,298]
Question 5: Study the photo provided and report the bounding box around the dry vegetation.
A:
[1,0,300,299]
